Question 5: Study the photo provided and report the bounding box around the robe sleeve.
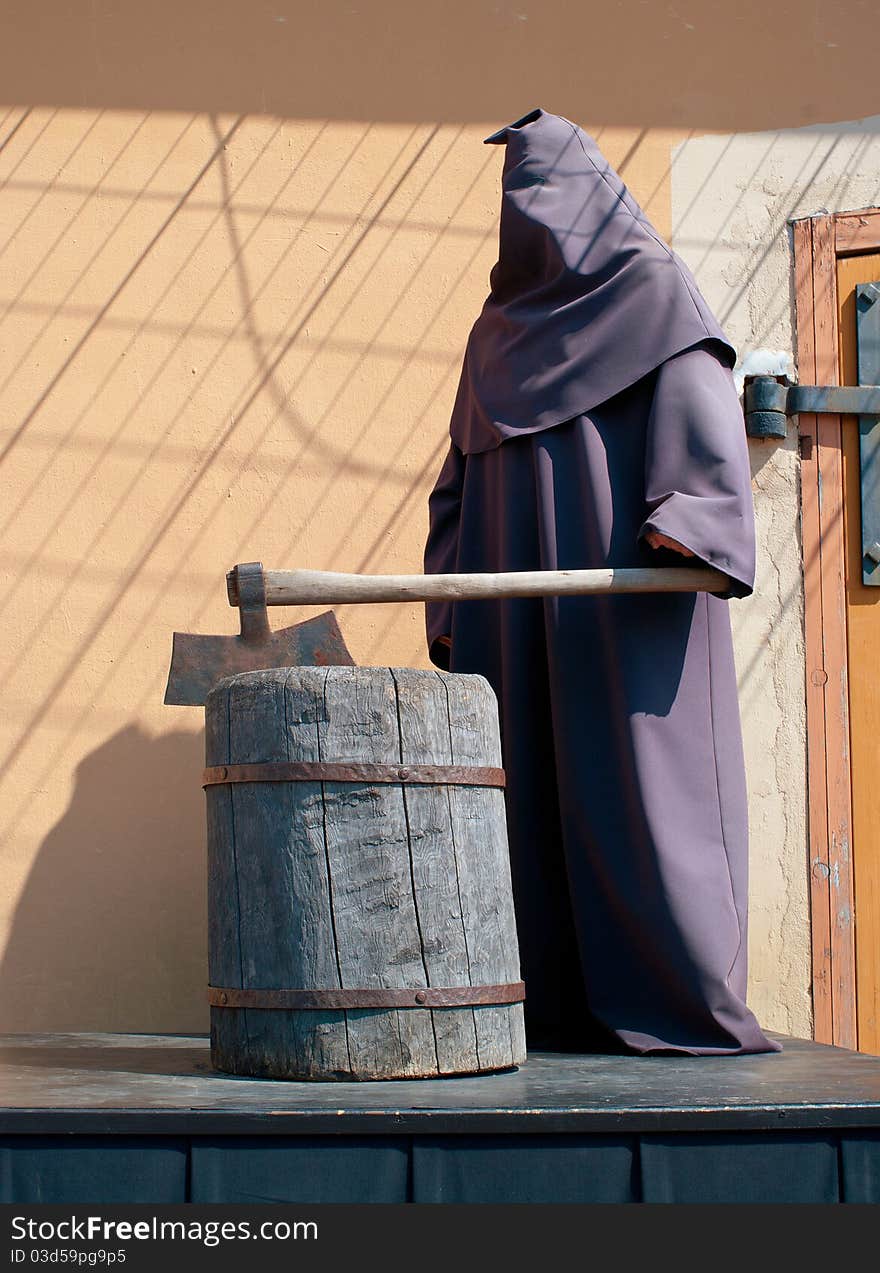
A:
[636,340,756,600]
[423,440,467,669]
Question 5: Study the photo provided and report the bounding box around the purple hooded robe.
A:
[423,108,780,1056]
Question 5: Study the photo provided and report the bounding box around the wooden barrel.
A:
[204,665,526,1080]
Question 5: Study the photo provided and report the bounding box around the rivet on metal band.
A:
[208,982,526,1010]
[202,761,506,789]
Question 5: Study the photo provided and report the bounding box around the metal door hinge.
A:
[744,375,880,438]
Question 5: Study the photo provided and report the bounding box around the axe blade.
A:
[163,609,355,706]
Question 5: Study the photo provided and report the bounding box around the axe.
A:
[164,560,729,706]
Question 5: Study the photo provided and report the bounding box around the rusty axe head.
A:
[164,561,355,706]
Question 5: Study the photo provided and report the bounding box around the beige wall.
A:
[1,4,877,1034]
[0,109,681,1031]
[2,2,879,133]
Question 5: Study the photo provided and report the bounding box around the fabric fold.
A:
[423,441,465,668]
[635,340,756,600]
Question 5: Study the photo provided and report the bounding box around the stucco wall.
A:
[671,115,880,1037]
[0,111,681,1031]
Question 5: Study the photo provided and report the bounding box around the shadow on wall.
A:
[1,1,879,131]
[0,725,208,1034]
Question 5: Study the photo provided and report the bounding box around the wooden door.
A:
[837,251,880,1054]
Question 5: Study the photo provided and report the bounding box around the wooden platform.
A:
[1,1031,879,1202]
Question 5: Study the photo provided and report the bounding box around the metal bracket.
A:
[745,281,880,584]
[856,282,880,585]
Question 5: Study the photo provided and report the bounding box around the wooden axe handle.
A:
[228,566,730,606]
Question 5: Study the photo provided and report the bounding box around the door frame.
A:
[793,207,880,1049]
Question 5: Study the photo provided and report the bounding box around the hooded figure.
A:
[423,108,780,1056]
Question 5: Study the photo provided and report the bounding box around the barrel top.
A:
[205,665,496,701]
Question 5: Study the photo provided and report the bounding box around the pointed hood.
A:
[449,108,737,453]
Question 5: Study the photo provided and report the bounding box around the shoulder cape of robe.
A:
[423,109,779,1057]
[450,106,736,456]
